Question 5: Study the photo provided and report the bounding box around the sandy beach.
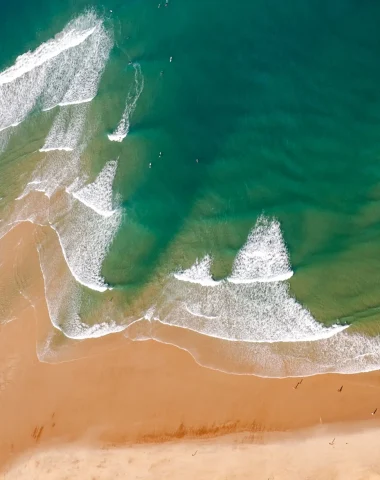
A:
[1,223,380,479]
[2,0,380,476]
[5,426,380,479]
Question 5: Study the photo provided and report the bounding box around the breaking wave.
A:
[0,11,112,133]
[14,157,122,292]
[155,217,346,343]
[72,160,118,217]
[228,216,293,284]
[174,255,220,286]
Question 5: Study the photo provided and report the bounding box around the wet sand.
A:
[2,222,380,478]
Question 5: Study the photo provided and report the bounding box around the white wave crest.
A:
[72,160,118,217]
[0,26,96,86]
[228,216,293,283]
[108,63,144,142]
[0,11,112,132]
[174,255,220,286]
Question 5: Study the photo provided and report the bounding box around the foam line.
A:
[108,63,144,142]
[46,96,95,110]
[39,147,74,152]
[227,271,294,284]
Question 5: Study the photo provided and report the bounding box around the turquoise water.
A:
[2,0,380,375]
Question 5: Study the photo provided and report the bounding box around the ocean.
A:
[1,0,380,376]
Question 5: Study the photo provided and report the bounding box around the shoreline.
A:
[2,223,380,478]
[2,301,380,474]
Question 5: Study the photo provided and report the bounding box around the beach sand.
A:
[1,223,380,478]
[4,426,380,479]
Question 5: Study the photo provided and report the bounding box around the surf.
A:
[0,11,112,133]
[161,216,346,344]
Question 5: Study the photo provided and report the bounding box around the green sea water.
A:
[2,0,380,375]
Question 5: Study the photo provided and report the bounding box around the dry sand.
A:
[4,426,380,480]
[1,222,380,479]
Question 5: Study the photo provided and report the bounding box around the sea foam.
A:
[0,11,112,132]
[108,63,144,142]
[228,216,293,283]
[72,160,118,217]
[13,159,122,294]
[125,318,380,378]
[125,308,380,378]
[17,150,82,200]
[40,104,88,152]
[36,225,126,342]
[50,159,121,292]
[0,12,125,344]
[174,255,220,286]
[6,11,118,294]
[0,26,96,86]
[160,217,346,343]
